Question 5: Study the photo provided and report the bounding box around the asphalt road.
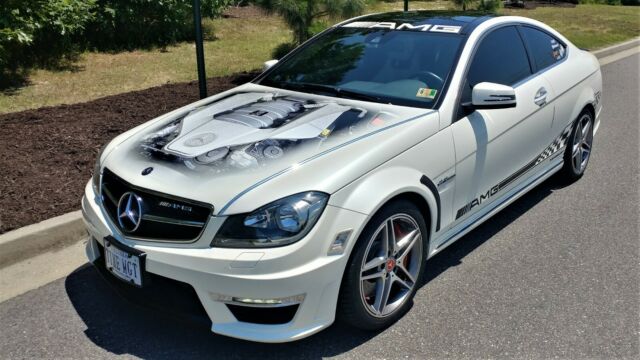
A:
[0,54,638,360]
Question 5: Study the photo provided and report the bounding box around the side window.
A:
[467,26,532,88]
[520,26,566,71]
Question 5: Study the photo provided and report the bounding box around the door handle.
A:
[534,87,548,106]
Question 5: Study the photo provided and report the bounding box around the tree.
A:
[257,0,365,44]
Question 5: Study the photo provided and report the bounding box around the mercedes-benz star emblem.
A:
[117,192,143,232]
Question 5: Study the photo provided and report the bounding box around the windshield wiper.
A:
[278,82,388,104]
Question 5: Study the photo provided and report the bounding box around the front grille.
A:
[100,168,212,242]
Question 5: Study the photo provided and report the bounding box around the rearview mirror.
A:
[469,82,517,109]
[262,59,278,72]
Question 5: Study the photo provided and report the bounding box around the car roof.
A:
[340,11,496,35]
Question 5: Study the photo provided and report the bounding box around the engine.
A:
[215,97,306,128]
[139,92,381,172]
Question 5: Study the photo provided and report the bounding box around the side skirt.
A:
[428,158,563,258]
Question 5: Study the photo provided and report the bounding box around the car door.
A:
[450,25,555,222]
[519,25,571,140]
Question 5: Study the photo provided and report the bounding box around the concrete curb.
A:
[0,37,638,269]
[592,37,640,59]
[0,211,85,269]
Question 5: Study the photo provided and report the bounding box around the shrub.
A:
[578,0,625,3]
[0,0,232,77]
[477,0,501,11]
[0,0,96,73]
[452,0,475,10]
[272,42,297,59]
[84,0,232,51]
[202,0,235,17]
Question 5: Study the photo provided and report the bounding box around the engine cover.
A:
[215,97,305,128]
[158,92,352,158]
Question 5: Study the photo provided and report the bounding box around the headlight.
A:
[212,192,329,248]
[92,144,108,192]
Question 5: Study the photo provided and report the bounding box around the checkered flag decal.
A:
[535,123,572,165]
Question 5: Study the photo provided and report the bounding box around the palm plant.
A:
[257,0,365,44]
[452,0,474,11]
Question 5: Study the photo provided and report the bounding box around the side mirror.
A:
[469,82,517,109]
[262,59,278,72]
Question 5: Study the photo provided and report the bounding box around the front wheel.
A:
[337,200,427,330]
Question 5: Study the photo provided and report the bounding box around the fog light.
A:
[327,229,352,255]
[210,293,305,306]
[234,298,283,305]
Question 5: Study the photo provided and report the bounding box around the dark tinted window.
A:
[467,26,532,87]
[258,28,463,108]
[520,26,566,71]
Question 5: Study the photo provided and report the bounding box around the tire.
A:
[558,109,594,184]
[337,199,428,331]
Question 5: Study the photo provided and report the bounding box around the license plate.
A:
[104,237,144,287]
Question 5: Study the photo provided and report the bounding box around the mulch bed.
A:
[223,4,268,18]
[504,1,577,9]
[0,72,257,234]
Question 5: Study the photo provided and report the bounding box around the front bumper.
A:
[81,181,367,343]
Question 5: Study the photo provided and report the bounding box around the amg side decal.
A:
[455,124,572,220]
[455,183,505,220]
[437,174,456,187]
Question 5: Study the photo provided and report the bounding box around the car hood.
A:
[102,83,439,215]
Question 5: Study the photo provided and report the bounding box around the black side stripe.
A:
[420,175,441,232]
[497,157,538,191]
[455,123,573,220]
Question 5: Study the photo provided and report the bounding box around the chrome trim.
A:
[141,214,205,227]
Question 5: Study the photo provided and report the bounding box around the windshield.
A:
[257,27,463,109]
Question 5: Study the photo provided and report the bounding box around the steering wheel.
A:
[411,71,444,90]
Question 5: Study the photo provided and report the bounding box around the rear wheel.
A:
[558,110,594,183]
[338,200,427,330]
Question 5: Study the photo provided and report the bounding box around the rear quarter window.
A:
[520,26,566,71]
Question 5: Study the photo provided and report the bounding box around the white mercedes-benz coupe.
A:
[82,12,602,342]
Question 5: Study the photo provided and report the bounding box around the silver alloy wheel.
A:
[571,113,594,174]
[359,214,423,318]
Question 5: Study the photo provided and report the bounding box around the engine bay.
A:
[139,92,394,172]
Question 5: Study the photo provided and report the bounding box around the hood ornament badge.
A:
[117,192,143,233]
[184,132,217,147]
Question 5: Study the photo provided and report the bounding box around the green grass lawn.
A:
[502,4,640,50]
[1,3,638,114]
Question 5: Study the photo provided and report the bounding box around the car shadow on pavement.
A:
[65,176,565,359]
